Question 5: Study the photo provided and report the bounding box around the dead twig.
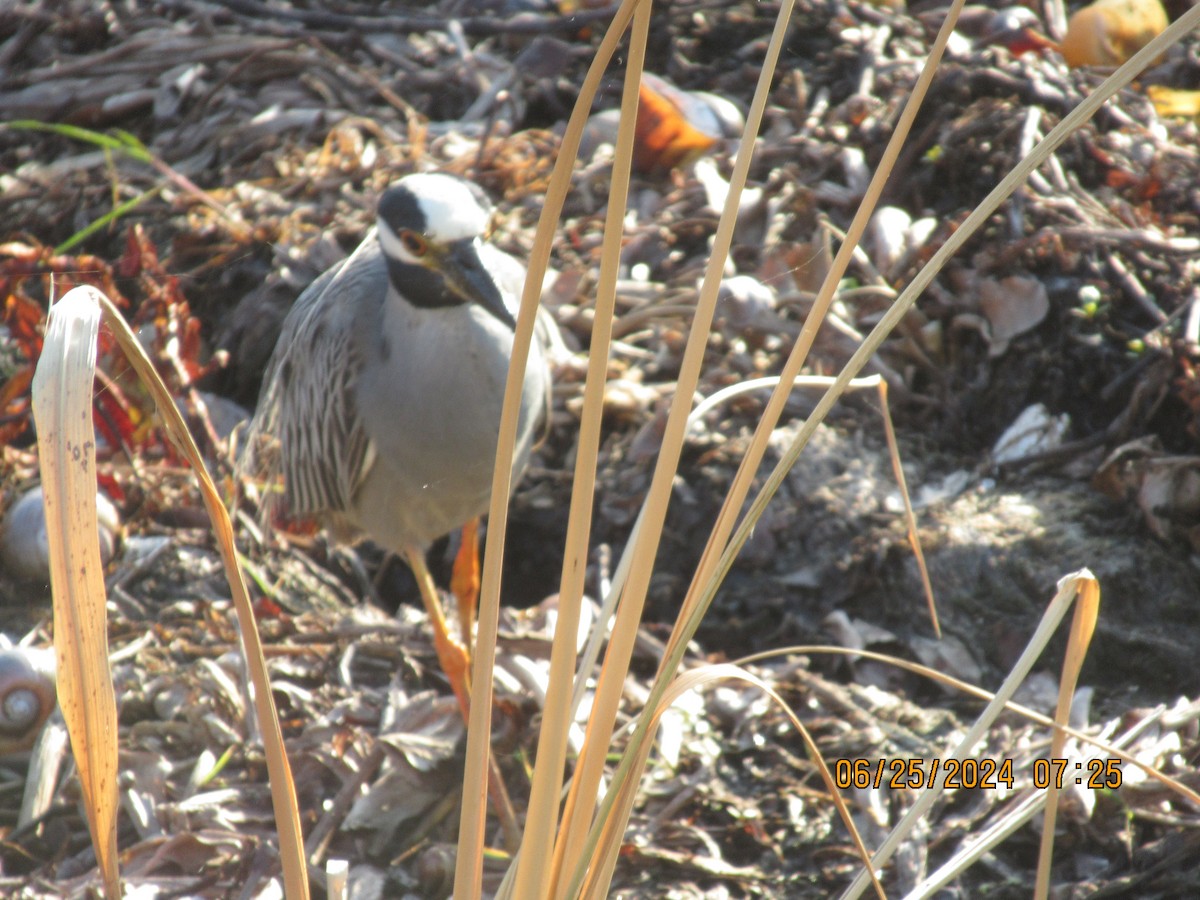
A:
[197,0,622,36]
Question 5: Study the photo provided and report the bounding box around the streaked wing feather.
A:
[246,236,384,523]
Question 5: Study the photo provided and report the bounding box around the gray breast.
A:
[345,261,549,550]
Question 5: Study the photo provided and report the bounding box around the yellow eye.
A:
[399,230,427,257]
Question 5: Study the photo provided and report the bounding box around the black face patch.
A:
[385,254,463,310]
[280,358,293,386]
[378,185,429,236]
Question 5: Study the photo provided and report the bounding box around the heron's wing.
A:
[245,236,384,522]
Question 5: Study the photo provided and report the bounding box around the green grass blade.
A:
[54,187,160,254]
[5,120,153,163]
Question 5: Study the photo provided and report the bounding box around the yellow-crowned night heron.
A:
[245,172,551,696]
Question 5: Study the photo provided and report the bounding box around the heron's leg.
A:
[450,517,480,654]
[403,545,471,712]
[403,541,521,851]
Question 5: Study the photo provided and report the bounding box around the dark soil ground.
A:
[2,0,1200,897]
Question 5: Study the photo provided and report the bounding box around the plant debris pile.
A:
[2,0,1200,896]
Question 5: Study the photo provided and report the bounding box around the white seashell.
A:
[0,647,56,752]
[867,205,914,273]
[718,276,778,330]
[0,486,120,584]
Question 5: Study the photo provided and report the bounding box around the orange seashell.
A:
[1060,0,1168,68]
[633,73,724,175]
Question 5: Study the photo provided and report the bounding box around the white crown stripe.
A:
[404,173,491,241]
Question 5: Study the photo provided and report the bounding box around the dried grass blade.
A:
[570,18,969,877]
[1034,576,1100,900]
[680,13,1200,826]
[876,379,938,636]
[568,374,882,716]
[86,287,308,899]
[513,1,648,897]
[460,2,641,896]
[737,643,1200,805]
[583,663,884,899]
[559,0,803,894]
[32,287,120,898]
[839,570,1098,899]
[659,0,965,679]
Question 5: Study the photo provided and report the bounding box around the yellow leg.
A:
[403,540,522,852]
[450,518,481,654]
[403,545,471,715]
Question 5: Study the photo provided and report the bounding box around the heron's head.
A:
[376,173,516,329]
